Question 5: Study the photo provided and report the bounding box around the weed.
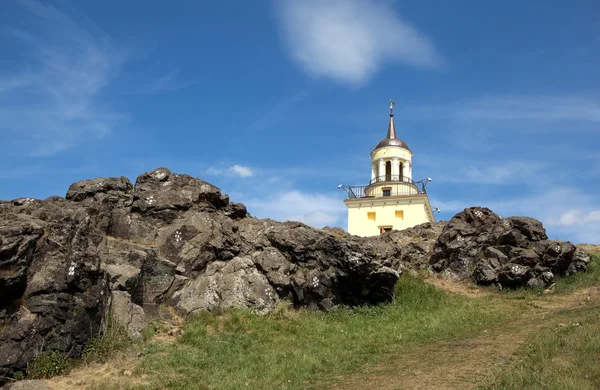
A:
[27,350,71,379]
[81,319,132,364]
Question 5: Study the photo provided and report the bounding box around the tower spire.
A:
[387,99,397,140]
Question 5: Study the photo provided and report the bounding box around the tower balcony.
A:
[344,176,428,199]
[369,175,413,185]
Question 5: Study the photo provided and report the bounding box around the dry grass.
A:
[37,254,600,390]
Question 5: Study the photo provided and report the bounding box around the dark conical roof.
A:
[374,106,410,151]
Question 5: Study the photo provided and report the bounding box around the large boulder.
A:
[429,207,590,287]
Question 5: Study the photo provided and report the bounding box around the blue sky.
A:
[1,0,599,243]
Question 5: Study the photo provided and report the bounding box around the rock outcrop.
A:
[429,207,591,288]
[0,168,398,381]
[0,169,591,383]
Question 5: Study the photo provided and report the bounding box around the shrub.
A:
[27,350,70,379]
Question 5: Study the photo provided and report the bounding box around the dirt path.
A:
[331,285,600,390]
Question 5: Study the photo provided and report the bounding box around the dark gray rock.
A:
[110,291,147,340]
[66,176,133,204]
[498,263,532,287]
[566,247,592,276]
[0,168,400,383]
[429,207,587,289]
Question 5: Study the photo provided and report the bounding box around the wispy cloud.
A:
[230,165,254,178]
[556,210,600,227]
[247,88,311,130]
[245,190,346,227]
[275,0,442,86]
[431,160,548,185]
[0,0,125,156]
[205,164,255,178]
[409,96,600,124]
[145,68,195,93]
[455,96,600,123]
[432,186,600,243]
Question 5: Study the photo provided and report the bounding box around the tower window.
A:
[385,161,392,181]
[367,212,376,221]
[395,210,404,219]
[382,187,391,197]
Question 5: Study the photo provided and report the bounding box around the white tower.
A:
[342,102,434,236]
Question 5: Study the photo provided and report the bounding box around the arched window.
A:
[399,162,404,181]
[385,161,392,181]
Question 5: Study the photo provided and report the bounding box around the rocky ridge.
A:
[0,168,592,382]
[0,168,398,380]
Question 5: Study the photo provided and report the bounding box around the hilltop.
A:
[0,168,595,388]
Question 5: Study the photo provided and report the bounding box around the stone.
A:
[498,263,532,287]
[566,247,592,276]
[110,291,147,340]
[429,207,585,288]
[505,216,547,242]
[1,380,49,390]
[66,176,133,204]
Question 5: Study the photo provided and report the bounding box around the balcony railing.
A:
[344,180,428,199]
[339,176,431,199]
[369,175,414,185]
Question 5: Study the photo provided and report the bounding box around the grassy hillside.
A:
[43,252,600,390]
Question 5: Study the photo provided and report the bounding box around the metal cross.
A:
[389,99,396,114]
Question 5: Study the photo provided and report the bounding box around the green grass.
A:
[499,254,600,300]
[81,318,133,364]
[479,305,600,390]
[553,254,600,294]
[82,251,600,390]
[134,275,513,390]
[27,350,71,379]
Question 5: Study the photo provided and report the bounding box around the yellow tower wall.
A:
[345,196,433,237]
[371,146,412,161]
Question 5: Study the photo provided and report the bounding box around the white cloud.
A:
[434,161,548,185]
[145,68,195,93]
[245,190,346,228]
[409,96,600,124]
[0,0,124,156]
[205,165,255,178]
[276,0,442,86]
[432,187,600,244]
[556,210,600,227]
[456,96,600,123]
[230,165,254,178]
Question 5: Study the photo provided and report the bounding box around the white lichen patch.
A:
[503,220,511,227]
[311,276,319,288]
[68,262,76,276]
[161,181,172,187]
[154,170,167,180]
[264,287,274,300]
[145,195,155,205]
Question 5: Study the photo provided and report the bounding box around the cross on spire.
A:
[389,99,396,116]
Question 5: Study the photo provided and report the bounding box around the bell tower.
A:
[341,101,435,236]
